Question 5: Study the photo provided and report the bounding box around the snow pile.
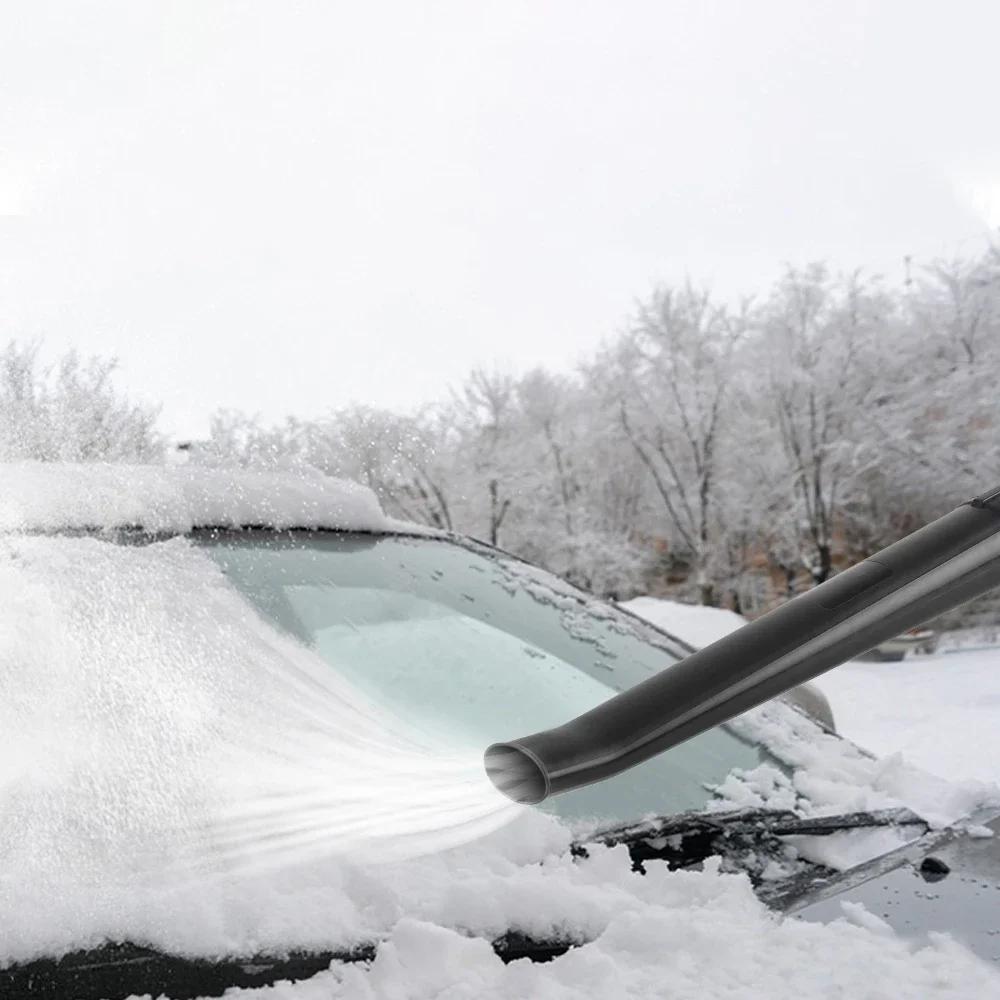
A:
[160,846,1000,999]
[0,461,391,533]
[717,699,999,827]
[710,699,1000,870]
[619,595,748,649]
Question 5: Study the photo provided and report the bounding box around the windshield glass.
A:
[192,529,773,826]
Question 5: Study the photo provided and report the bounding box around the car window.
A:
[191,529,774,826]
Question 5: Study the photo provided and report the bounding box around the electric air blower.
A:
[485,485,1000,805]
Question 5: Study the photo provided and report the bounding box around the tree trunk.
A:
[813,543,832,585]
[696,565,716,606]
[488,478,510,547]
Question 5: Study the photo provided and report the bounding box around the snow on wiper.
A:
[570,807,930,887]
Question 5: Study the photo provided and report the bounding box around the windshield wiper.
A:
[495,807,932,963]
[570,806,930,889]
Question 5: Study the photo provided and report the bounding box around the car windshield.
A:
[191,528,775,827]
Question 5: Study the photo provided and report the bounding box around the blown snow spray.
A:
[486,485,1000,805]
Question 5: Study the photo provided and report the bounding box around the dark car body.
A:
[790,809,1000,964]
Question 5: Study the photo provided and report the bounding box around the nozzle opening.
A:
[484,742,549,805]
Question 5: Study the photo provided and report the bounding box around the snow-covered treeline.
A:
[0,340,165,464]
[2,250,997,609]
[188,252,999,607]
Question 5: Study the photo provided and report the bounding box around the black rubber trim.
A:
[0,927,583,1000]
[967,485,1000,511]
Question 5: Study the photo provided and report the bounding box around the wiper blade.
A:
[705,806,929,837]
[575,805,930,850]
[571,807,930,876]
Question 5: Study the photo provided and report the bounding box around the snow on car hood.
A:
[2,536,1000,996]
[0,461,391,533]
[200,866,1000,999]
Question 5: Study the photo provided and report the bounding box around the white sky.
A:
[0,1,997,440]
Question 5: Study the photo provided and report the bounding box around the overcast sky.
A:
[1,1,997,440]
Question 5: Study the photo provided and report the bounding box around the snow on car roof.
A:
[0,461,401,534]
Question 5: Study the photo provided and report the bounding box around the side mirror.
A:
[779,683,836,733]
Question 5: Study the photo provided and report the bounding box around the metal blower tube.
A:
[485,486,1000,805]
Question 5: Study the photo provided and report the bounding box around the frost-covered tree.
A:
[194,405,456,528]
[191,242,1000,614]
[603,282,749,605]
[0,340,164,462]
[445,368,526,546]
[752,265,895,585]
[897,253,998,499]
[836,250,1000,546]
[496,368,653,597]
[194,410,315,472]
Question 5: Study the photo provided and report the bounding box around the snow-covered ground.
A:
[815,648,1000,787]
[622,595,748,649]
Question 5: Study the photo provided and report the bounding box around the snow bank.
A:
[619,596,748,649]
[0,461,391,533]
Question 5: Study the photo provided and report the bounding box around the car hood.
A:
[786,807,1000,965]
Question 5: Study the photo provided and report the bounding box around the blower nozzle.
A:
[486,486,1000,805]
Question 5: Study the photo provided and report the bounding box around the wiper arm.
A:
[717,806,929,837]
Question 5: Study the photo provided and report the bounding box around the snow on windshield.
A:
[2,535,1000,996]
[0,461,390,532]
[0,534,523,965]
